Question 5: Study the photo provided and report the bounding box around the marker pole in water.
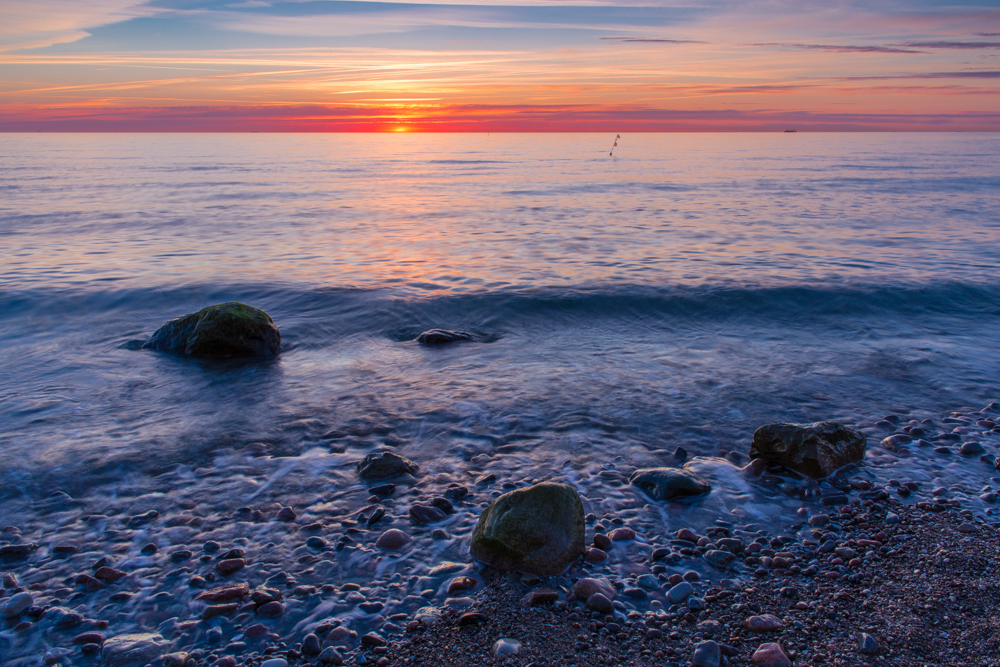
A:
[609,134,621,156]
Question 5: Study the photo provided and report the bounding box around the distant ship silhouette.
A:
[784,129,797,133]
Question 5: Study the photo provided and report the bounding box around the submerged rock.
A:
[356,452,419,480]
[143,302,280,357]
[629,467,711,500]
[417,329,475,345]
[749,421,866,478]
[101,633,168,667]
[470,482,585,575]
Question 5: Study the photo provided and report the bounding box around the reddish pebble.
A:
[244,623,268,639]
[72,632,104,645]
[94,567,126,583]
[258,601,283,616]
[195,583,250,602]
[216,558,246,576]
[744,615,784,632]
[752,643,793,666]
[676,528,699,543]
[584,548,607,563]
[609,527,635,541]
[593,534,612,550]
[75,574,105,591]
[446,576,477,596]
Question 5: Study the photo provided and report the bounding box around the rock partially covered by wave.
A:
[143,302,280,357]
[417,329,476,345]
[629,467,711,500]
[357,451,419,480]
[470,482,584,575]
[750,421,866,478]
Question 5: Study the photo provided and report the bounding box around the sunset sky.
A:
[1,0,999,131]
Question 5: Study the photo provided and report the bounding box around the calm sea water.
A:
[1,133,999,661]
[2,133,999,489]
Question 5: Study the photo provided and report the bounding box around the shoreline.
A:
[2,404,999,667]
[388,497,999,667]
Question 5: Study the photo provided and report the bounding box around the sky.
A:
[0,0,998,130]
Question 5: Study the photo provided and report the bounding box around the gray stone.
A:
[629,467,711,500]
[858,632,878,655]
[585,592,614,614]
[749,421,866,478]
[469,482,585,575]
[301,633,322,656]
[375,529,411,549]
[317,647,344,665]
[409,504,447,524]
[357,452,418,480]
[666,582,693,604]
[101,633,168,667]
[0,591,32,617]
[960,442,986,455]
[692,640,721,667]
[571,578,616,601]
[703,549,736,568]
[143,302,279,357]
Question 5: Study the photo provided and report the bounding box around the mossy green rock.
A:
[143,302,280,357]
[469,482,585,575]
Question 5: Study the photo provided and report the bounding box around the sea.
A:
[1,132,999,658]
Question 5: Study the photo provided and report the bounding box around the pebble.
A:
[520,589,559,606]
[409,504,447,524]
[2,572,17,588]
[301,633,322,656]
[858,632,878,655]
[216,558,246,575]
[584,548,607,562]
[492,638,522,657]
[585,592,614,614]
[375,529,411,549]
[677,528,699,543]
[94,567,127,583]
[957,523,977,533]
[571,578,615,601]
[258,601,283,616]
[593,533,612,550]
[744,614,783,632]
[447,576,477,595]
[101,633,168,667]
[1,591,32,617]
[609,527,635,541]
[361,632,387,646]
[318,647,345,665]
[960,442,986,455]
[666,582,693,604]
[261,659,289,667]
[692,639,721,667]
[703,549,736,567]
[751,642,793,666]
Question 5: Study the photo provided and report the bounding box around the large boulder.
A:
[143,302,280,357]
[749,421,866,478]
[357,452,419,480]
[470,482,585,575]
[629,467,711,500]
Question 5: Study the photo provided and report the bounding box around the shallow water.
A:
[1,133,999,664]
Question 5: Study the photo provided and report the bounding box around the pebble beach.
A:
[3,402,1000,667]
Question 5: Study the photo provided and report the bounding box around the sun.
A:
[391,125,411,132]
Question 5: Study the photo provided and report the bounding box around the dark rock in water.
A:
[356,452,418,480]
[0,544,36,559]
[470,482,585,575]
[586,592,614,614]
[629,467,711,500]
[143,302,280,357]
[749,421,866,478]
[703,550,736,568]
[417,329,475,345]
